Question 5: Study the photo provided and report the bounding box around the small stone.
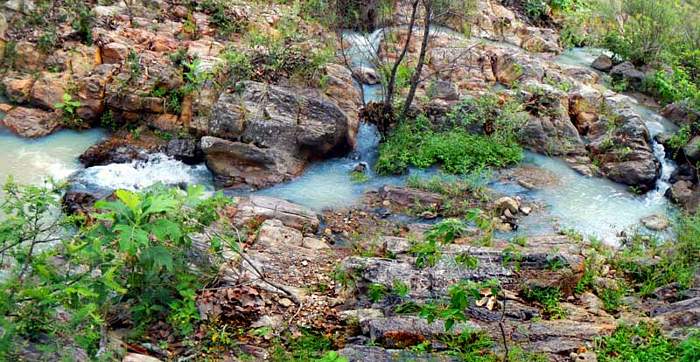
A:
[279,298,293,308]
[494,197,519,214]
[382,200,391,206]
[518,179,536,189]
[520,206,532,215]
[324,228,333,237]
[301,260,309,266]
[640,214,670,231]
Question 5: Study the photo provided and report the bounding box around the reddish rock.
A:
[101,42,130,64]
[2,107,60,138]
[2,73,35,103]
[30,72,68,110]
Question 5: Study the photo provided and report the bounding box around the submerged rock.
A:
[640,214,671,231]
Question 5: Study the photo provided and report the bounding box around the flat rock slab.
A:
[232,195,320,232]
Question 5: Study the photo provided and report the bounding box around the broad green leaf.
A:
[143,193,178,216]
[115,189,141,213]
[150,219,182,242]
[143,245,174,271]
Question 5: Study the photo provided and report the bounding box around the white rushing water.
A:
[73,153,213,192]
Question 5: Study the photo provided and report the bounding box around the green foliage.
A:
[392,280,410,298]
[376,115,523,175]
[410,237,442,268]
[37,28,59,54]
[680,331,700,362]
[646,67,700,111]
[126,50,142,82]
[271,330,342,362]
[66,0,95,44]
[615,212,700,296]
[0,181,231,358]
[55,93,87,129]
[425,218,468,244]
[596,323,677,362]
[455,252,479,269]
[525,0,550,23]
[181,58,211,95]
[349,171,369,184]
[522,286,566,319]
[200,0,247,37]
[367,283,388,302]
[420,279,500,331]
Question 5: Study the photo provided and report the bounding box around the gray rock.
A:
[610,62,645,90]
[232,195,320,232]
[339,345,458,362]
[362,316,480,348]
[379,185,443,208]
[165,138,201,164]
[591,54,613,72]
[661,100,700,126]
[202,81,354,188]
[256,219,304,247]
[640,214,670,231]
[352,66,380,85]
[683,136,700,162]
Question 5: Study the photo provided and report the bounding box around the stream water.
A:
[0,99,107,186]
[0,34,681,244]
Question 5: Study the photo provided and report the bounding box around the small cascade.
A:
[72,153,213,192]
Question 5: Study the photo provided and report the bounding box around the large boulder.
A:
[610,62,645,90]
[201,81,355,188]
[588,96,661,190]
[518,82,586,156]
[1,106,60,137]
[661,100,700,126]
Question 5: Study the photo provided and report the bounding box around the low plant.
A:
[55,93,86,128]
[522,286,566,319]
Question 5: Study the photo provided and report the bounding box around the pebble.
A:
[279,298,293,307]
[520,206,532,215]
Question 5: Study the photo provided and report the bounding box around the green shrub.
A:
[376,115,523,175]
[0,182,231,358]
[522,286,566,319]
[596,323,677,362]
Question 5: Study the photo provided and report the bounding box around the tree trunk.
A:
[401,0,432,119]
[383,0,420,114]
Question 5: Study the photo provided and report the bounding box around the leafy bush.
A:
[596,323,677,362]
[0,182,231,358]
[615,212,700,296]
[376,114,523,175]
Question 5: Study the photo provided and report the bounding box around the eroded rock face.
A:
[587,96,661,190]
[201,81,355,188]
[1,106,60,137]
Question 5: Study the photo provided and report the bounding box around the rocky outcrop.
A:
[518,81,586,156]
[1,106,60,137]
[587,95,661,190]
[591,54,613,72]
[200,81,356,189]
[610,62,646,90]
